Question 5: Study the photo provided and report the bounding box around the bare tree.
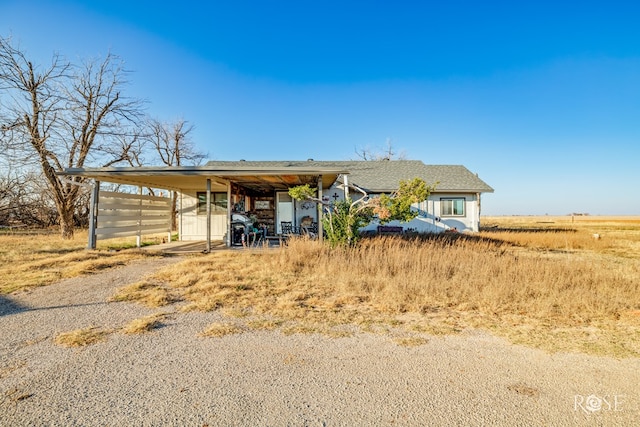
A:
[0,167,59,228]
[0,36,144,239]
[354,138,407,161]
[148,118,206,167]
[0,167,21,226]
[117,132,148,168]
[147,118,207,229]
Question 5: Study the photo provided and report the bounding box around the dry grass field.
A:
[3,217,640,357]
[0,231,162,294]
[110,215,640,357]
[481,215,640,259]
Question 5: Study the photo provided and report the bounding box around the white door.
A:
[276,192,294,233]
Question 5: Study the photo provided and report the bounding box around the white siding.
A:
[432,193,479,232]
[178,184,482,240]
[179,193,228,241]
[326,182,481,233]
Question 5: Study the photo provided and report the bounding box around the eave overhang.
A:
[59,166,347,193]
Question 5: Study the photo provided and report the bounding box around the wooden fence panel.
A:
[96,191,172,240]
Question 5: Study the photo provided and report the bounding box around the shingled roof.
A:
[205,160,493,193]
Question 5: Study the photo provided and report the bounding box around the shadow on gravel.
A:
[0,297,108,317]
[0,294,29,317]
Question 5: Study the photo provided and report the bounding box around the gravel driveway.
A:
[1,255,639,426]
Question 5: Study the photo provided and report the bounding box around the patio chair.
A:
[281,221,294,236]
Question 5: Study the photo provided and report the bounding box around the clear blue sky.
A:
[3,1,639,215]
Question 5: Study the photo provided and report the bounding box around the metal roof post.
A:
[343,174,349,200]
[87,180,100,250]
[136,186,142,248]
[206,178,211,253]
[226,182,232,247]
[317,175,323,242]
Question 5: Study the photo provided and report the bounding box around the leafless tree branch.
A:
[354,138,407,161]
[0,36,146,238]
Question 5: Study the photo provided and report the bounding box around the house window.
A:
[197,192,228,214]
[441,198,465,216]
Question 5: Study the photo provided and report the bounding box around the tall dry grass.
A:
[118,219,640,356]
[276,236,639,323]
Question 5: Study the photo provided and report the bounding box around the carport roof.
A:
[60,165,348,192]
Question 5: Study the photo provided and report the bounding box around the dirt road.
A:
[1,257,638,426]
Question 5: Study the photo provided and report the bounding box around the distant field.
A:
[481,215,640,259]
[483,214,640,225]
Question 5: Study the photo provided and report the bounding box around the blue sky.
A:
[2,1,639,215]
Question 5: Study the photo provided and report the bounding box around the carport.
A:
[60,165,346,251]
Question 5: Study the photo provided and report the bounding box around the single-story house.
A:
[61,159,493,249]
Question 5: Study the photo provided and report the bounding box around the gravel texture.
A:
[1,255,639,426]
